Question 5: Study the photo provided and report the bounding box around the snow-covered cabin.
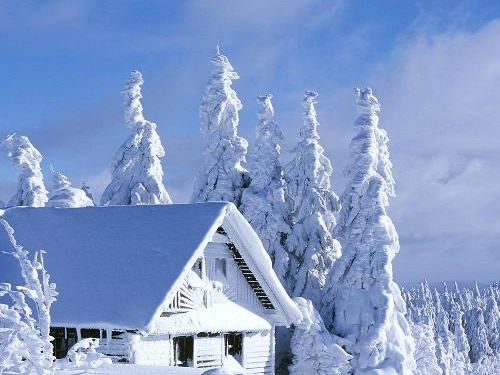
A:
[0,202,300,374]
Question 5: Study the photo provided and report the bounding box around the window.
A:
[215,258,226,278]
[50,327,77,359]
[173,335,194,367]
[81,328,100,339]
[224,332,243,364]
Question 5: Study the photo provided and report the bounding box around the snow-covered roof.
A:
[0,203,300,331]
[153,301,271,335]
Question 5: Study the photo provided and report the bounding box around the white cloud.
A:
[366,19,500,282]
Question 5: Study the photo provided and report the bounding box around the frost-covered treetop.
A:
[51,167,71,190]
[354,86,380,115]
[100,70,172,206]
[192,47,249,206]
[240,93,290,284]
[123,70,146,128]
[252,94,283,178]
[200,47,243,141]
[285,91,341,307]
[299,90,320,141]
[2,133,48,207]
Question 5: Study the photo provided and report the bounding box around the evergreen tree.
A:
[2,134,48,207]
[484,288,500,353]
[101,70,172,206]
[403,284,441,375]
[451,300,471,371]
[191,47,250,207]
[285,91,341,307]
[465,297,492,362]
[323,88,415,374]
[240,94,291,283]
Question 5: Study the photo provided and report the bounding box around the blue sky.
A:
[1,0,500,283]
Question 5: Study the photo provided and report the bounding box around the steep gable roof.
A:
[0,203,300,331]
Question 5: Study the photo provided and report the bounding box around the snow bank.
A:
[47,169,94,208]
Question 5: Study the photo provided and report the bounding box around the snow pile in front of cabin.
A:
[51,364,207,375]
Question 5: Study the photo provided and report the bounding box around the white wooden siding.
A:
[195,335,223,368]
[205,242,267,314]
[243,330,273,375]
[96,335,133,363]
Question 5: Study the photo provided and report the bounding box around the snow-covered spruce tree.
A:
[0,220,58,375]
[240,94,291,283]
[322,88,415,374]
[2,134,48,207]
[403,285,441,375]
[100,70,172,206]
[191,47,250,207]
[484,288,500,353]
[434,289,467,375]
[465,294,492,363]
[451,300,471,372]
[289,297,352,375]
[47,168,94,208]
[284,91,341,307]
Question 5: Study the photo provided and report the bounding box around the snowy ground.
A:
[7,364,206,375]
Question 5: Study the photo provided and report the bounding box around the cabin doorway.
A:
[224,332,243,364]
[173,335,194,367]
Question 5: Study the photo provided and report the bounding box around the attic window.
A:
[192,258,203,279]
[226,243,275,310]
[215,258,226,278]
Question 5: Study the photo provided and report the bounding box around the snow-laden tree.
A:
[285,91,341,307]
[191,47,250,207]
[240,94,291,283]
[484,288,500,353]
[404,283,441,375]
[451,300,471,372]
[289,297,352,375]
[465,297,492,363]
[434,289,468,375]
[2,134,48,207]
[47,168,94,208]
[80,182,95,205]
[0,219,58,375]
[100,70,172,206]
[322,88,415,374]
